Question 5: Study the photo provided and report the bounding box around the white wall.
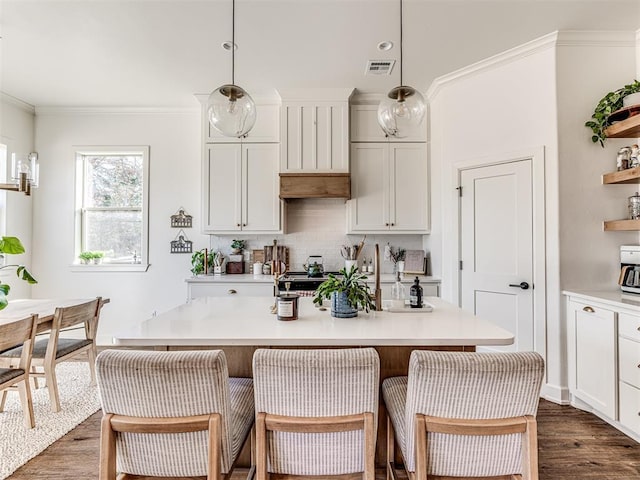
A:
[427,31,638,403]
[32,109,206,344]
[0,95,35,300]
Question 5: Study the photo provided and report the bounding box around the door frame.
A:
[451,146,546,360]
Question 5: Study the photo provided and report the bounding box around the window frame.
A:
[72,145,150,272]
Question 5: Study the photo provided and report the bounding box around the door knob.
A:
[508,282,530,290]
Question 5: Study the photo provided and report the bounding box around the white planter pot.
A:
[623,92,640,108]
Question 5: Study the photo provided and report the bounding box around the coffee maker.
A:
[620,245,640,294]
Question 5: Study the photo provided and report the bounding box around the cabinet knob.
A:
[582,306,595,313]
[243,223,247,227]
[391,223,395,226]
[228,289,237,294]
[385,223,389,226]
[237,223,241,227]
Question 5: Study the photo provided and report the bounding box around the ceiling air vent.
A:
[365,60,395,76]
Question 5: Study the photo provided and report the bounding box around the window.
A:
[74,146,149,270]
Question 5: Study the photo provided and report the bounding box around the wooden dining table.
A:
[0,298,110,332]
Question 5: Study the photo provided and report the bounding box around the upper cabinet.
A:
[347,143,429,233]
[203,143,282,234]
[279,88,353,173]
[195,94,280,143]
[350,104,427,143]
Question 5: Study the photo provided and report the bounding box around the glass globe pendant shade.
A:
[207,84,257,138]
[377,85,426,138]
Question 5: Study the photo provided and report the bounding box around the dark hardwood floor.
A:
[8,400,640,479]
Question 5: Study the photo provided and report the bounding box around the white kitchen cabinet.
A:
[203,143,282,234]
[279,89,352,173]
[566,299,617,420]
[188,281,273,301]
[350,104,426,142]
[347,143,429,233]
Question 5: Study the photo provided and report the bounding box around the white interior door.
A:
[460,159,533,352]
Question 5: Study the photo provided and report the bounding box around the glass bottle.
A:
[391,271,406,309]
[409,276,423,308]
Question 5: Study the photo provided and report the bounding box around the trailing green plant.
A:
[313,265,374,312]
[190,249,215,275]
[585,80,640,147]
[0,236,37,310]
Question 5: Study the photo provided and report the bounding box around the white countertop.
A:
[112,296,512,347]
[185,274,441,284]
[563,289,640,312]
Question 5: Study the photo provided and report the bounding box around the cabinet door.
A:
[243,143,282,232]
[348,143,389,232]
[389,143,429,232]
[281,102,349,172]
[204,144,242,232]
[350,104,427,142]
[205,104,280,143]
[567,300,617,419]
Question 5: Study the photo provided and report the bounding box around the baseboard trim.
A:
[541,382,570,405]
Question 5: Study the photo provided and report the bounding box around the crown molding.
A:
[426,31,559,101]
[555,30,636,47]
[34,106,199,115]
[194,91,281,106]
[350,92,384,105]
[427,30,638,101]
[1,92,35,114]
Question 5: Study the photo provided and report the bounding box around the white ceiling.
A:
[1,0,640,108]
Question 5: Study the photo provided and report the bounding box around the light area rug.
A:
[0,362,101,479]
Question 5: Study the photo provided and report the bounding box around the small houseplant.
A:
[190,249,215,275]
[313,265,374,318]
[92,251,104,264]
[79,251,94,264]
[585,79,640,147]
[231,239,246,254]
[0,236,37,309]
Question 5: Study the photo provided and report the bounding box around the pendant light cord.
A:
[399,0,403,86]
[231,0,235,85]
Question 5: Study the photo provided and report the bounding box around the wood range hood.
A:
[279,173,351,200]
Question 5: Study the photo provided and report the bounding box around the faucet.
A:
[373,243,382,311]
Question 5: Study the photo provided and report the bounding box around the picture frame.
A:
[404,249,426,274]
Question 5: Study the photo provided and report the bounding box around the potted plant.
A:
[313,265,374,318]
[0,236,37,309]
[79,251,94,265]
[92,251,104,264]
[585,79,640,147]
[231,239,246,254]
[190,249,215,276]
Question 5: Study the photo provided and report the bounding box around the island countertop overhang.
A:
[112,296,514,347]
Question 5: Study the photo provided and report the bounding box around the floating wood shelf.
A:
[605,114,640,139]
[603,167,640,184]
[603,219,640,231]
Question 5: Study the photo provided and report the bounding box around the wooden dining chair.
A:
[382,350,545,480]
[0,314,38,428]
[96,349,255,480]
[252,348,379,480]
[0,297,103,412]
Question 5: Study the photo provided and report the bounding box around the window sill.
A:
[69,264,150,273]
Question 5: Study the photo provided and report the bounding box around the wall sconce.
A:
[0,152,39,195]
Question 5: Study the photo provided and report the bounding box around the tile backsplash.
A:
[209,198,426,274]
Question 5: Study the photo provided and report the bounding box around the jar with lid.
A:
[618,146,632,171]
[629,192,640,220]
[631,144,640,168]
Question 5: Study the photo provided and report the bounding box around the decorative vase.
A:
[396,260,405,274]
[331,291,358,318]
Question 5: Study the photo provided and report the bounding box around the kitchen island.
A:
[112,295,513,465]
[113,295,512,348]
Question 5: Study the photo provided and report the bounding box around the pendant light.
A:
[377,0,426,138]
[207,0,256,138]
